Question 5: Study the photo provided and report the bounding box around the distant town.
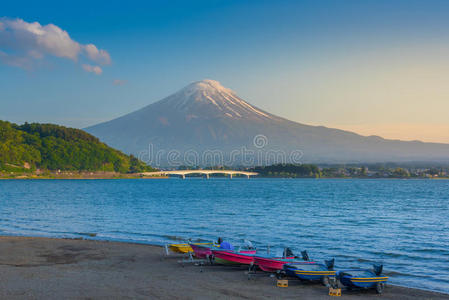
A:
[178,164,449,179]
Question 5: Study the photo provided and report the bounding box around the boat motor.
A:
[373,264,383,276]
[283,247,294,258]
[301,250,310,261]
[325,258,335,270]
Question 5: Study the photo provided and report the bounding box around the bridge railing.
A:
[141,170,258,179]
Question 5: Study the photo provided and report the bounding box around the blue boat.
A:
[336,264,388,294]
[283,252,336,286]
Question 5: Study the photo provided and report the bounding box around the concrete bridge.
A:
[141,170,258,179]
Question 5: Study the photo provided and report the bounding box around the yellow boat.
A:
[168,242,213,254]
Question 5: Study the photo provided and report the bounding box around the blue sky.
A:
[1,0,449,142]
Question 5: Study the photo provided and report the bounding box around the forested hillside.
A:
[0,120,155,173]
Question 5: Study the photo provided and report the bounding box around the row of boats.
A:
[168,239,389,294]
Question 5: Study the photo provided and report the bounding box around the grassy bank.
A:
[0,170,167,179]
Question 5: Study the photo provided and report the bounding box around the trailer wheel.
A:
[329,277,338,289]
[276,270,286,279]
[376,282,385,294]
[322,276,330,287]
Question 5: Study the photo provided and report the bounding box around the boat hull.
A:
[168,243,192,254]
[284,263,336,281]
[214,257,242,265]
[169,242,214,255]
[212,250,256,265]
[338,271,388,289]
[339,274,388,289]
[254,256,306,272]
[190,243,215,258]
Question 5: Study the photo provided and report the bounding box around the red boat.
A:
[190,239,254,260]
[189,243,216,259]
[254,256,314,272]
[254,249,314,272]
[212,249,257,265]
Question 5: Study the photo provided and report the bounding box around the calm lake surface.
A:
[0,179,448,293]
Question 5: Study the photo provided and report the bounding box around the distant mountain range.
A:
[85,79,449,167]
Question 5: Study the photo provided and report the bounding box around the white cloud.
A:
[113,79,127,86]
[84,44,111,65]
[0,17,111,73]
[82,64,102,75]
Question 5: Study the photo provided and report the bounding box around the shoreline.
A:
[0,174,169,180]
[1,176,448,180]
[0,170,167,180]
[0,177,169,180]
[0,235,447,299]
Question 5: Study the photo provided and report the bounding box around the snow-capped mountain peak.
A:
[164,79,273,120]
[185,79,236,95]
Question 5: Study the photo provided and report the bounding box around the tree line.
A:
[0,120,155,173]
[250,164,322,178]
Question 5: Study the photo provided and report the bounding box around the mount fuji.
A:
[85,79,449,166]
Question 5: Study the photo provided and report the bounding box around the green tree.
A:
[0,120,156,173]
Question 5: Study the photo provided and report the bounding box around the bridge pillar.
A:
[230,174,233,179]
[181,174,185,179]
[206,174,209,179]
[246,175,250,179]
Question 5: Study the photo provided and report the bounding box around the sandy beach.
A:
[0,236,447,299]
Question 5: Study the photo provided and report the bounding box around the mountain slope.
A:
[0,120,154,172]
[85,80,449,166]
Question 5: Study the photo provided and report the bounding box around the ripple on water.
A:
[0,178,448,294]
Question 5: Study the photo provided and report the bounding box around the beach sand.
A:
[0,236,447,299]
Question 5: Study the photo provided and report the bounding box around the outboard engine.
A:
[301,250,310,261]
[373,264,383,276]
[283,247,294,258]
[325,258,335,270]
[243,239,255,250]
[217,237,223,244]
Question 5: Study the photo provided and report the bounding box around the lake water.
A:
[0,178,448,293]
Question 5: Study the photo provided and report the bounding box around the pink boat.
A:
[211,249,257,265]
[254,256,314,272]
[254,249,315,272]
[189,243,215,259]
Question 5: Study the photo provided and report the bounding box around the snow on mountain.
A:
[163,79,273,120]
[85,80,449,167]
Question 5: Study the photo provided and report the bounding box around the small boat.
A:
[283,256,336,286]
[188,237,224,258]
[211,240,257,265]
[336,264,388,294]
[254,249,313,272]
[168,243,192,254]
[212,249,257,265]
[168,242,213,254]
[189,243,217,259]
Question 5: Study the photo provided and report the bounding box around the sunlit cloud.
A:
[82,64,102,75]
[84,44,111,65]
[0,17,111,73]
